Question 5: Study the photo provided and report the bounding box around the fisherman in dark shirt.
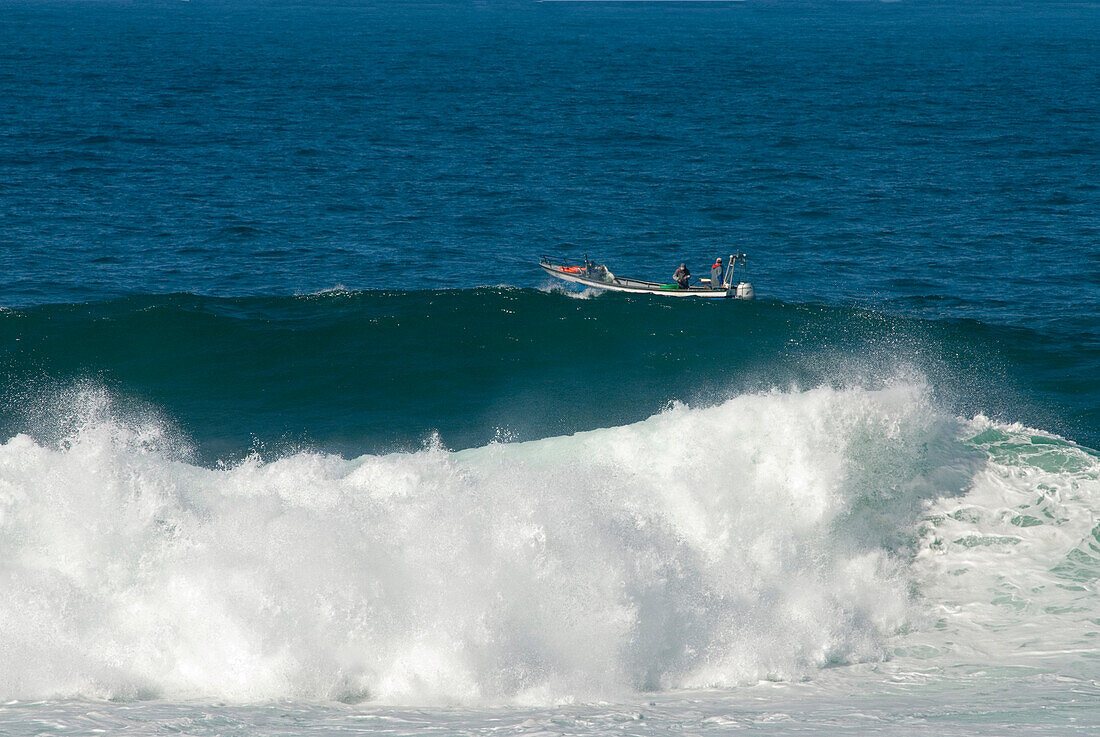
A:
[673,263,691,288]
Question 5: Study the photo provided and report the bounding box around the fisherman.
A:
[673,263,691,289]
[711,257,723,290]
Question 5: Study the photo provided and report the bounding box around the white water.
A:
[1,381,1098,713]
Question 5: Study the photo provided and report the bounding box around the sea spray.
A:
[0,380,987,704]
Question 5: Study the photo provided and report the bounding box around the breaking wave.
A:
[3,379,1095,704]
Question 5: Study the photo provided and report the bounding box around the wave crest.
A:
[2,381,1075,704]
[6,385,1091,708]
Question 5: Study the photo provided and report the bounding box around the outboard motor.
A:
[724,253,753,299]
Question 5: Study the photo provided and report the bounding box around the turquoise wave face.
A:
[0,288,1094,462]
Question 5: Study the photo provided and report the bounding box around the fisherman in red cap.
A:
[711,257,723,290]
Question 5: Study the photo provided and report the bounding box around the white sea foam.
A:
[0,381,1097,705]
[898,417,1100,675]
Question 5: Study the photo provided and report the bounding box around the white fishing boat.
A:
[539,254,754,299]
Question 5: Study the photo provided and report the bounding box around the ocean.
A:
[1,0,1099,734]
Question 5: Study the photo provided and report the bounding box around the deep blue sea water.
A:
[1,1,1099,734]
